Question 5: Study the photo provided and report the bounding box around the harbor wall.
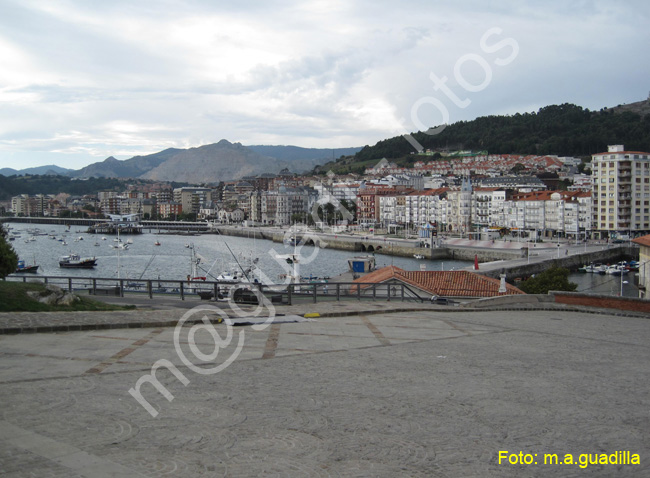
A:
[476,247,634,279]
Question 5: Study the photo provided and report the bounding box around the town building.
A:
[173,187,213,216]
[591,145,650,239]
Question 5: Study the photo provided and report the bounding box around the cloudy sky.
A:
[1,0,649,170]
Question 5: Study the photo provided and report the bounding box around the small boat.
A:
[15,260,39,273]
[102,237,107,241]
[414,254,425,259]
[154,241,161,246]
[78,236,84,241]
[94,242,100,246]
[126,238,133,244]
[59,254,97,269]
[283,236,299,246]
[215,270,244,284]
[580,263,601,273]
[605,264,628,276]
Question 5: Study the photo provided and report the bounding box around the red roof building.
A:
[351,266,524,299]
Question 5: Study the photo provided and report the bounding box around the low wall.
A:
[477,247,633,279]
[550,291,650,314]
[214,227,270,240]
[442,246,525,262]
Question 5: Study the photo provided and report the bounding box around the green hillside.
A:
[340,102,650,169]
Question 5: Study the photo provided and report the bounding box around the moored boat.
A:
[59,254,97,268]
[15,260,39,273]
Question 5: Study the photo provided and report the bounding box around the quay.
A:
[213,225,638,278]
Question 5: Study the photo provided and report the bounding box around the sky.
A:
[1,0,649,171]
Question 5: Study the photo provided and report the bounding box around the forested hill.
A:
[0,176,188,201]
[354,102,650,162]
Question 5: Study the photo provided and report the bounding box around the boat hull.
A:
[59,261,96,268]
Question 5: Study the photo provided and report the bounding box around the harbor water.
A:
[6,223,641,297]
[6,223,470,283]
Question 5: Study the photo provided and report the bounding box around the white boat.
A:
[605,264,628,276]
[414,254,425,259]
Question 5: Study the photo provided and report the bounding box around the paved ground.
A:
[0,304,649,477]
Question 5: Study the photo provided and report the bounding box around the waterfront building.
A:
[11,194,51,217]
[357,186,410,226]
[591,145,650,239]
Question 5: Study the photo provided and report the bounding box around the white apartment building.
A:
[379,189,448,229]
[592,145,650,238]
[503,191,592,238]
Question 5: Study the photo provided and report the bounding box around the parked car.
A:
[430,296,453,305]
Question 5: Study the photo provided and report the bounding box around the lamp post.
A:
[621,275,628,297]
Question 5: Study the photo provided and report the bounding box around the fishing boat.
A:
[15,260,39,273]
[59,253,97,269]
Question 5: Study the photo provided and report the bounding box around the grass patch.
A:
[0,280,135,312]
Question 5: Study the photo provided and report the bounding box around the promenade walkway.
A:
[0,300,649,476]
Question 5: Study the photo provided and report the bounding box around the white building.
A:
[591,145,650,238]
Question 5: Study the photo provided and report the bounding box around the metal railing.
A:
[4,275,430,305]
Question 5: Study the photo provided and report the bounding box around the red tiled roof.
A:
[632,234,650,247]
[352,266,524,298]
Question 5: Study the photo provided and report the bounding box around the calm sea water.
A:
[7,223,470,283]
[7,223,640,296]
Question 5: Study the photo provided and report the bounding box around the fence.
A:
[5,275,430,305]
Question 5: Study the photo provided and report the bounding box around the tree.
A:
[0,226,18,278]
[518,266,577,294]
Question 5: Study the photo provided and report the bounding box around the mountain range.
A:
[0,165,74,177]
[0,141,362,183]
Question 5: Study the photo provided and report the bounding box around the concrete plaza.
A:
[0,304,649,476]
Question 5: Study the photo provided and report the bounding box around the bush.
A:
[0,227,18,278]
[519,266,577,294]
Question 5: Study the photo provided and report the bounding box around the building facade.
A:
[592,145,650,239]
